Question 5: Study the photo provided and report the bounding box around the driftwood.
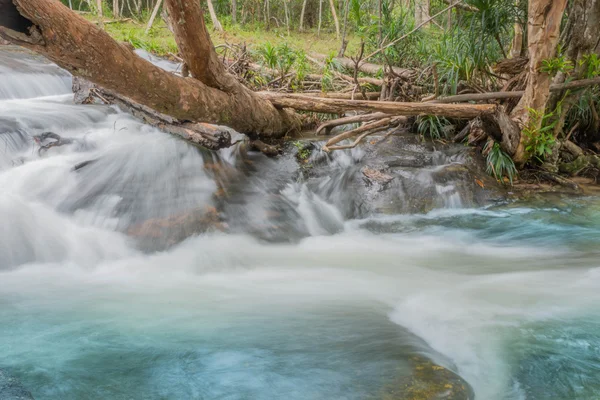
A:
[316,112,391,135]
[323,117,405,152]
[260,92,496,118]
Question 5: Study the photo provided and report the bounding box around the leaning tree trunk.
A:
[328,0,340,39]
[206,0,223,31]
[0,0,299,138]
[511,0,568,163]
[299,0,308,31]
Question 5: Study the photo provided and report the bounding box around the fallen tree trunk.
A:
[430,77,600,103]
[260,92,496,118]
[74,77,232,150]
[311,53,414,79]
[297,91,381,100]
[0,0,300,142]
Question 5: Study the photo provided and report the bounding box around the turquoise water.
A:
[2,48,600,400]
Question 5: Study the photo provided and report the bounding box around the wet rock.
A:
[362,166,394,188]
[0,369,34,400]
[291,130,506,218]
[357,133,505,214]
[381,356,474,400]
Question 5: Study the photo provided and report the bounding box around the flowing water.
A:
[2,47,600,400]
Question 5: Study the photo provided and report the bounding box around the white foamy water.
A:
[2,48,600,400]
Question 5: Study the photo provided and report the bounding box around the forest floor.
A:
[90,16,358,57]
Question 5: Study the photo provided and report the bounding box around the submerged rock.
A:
[381,356,474,400]
[0,369,34,400]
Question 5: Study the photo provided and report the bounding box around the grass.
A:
[89,15,359,58]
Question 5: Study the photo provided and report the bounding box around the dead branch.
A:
[323,118,395,152]
[430,77,600,103]
[316,112,391,135]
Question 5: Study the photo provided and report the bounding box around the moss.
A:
[559,155,590,176]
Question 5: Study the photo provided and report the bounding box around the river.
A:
[1,46,600,400]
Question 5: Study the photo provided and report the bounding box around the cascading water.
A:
[2,46,600,400]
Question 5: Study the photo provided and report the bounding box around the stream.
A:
[2,46,600,400]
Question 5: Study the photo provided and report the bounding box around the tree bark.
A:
[113,0,120,17]
[231,0,237,24]
[206,0,223,31]
[511,0,568,163]
[0,0,300,139]
[299,0,308,31]
[328,0,340,38]
[318,0,323,36]
[260,92,496,118]
[96,0,103,27]
[414,0,429,26]
[509,21,524,58]
[145,0,163,34]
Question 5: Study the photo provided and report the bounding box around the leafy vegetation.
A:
[416,115,451,140]
[486,142,517,185]
[522,108,557,163]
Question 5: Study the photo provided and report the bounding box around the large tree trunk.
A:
[206,0,223,32]
[0,0,299,139]
[511,0,568,163]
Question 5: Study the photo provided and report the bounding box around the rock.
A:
[290,129,506,218]
[382,356,474,400]
[0,369,35,400]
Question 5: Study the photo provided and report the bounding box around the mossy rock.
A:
[380,356,473,400]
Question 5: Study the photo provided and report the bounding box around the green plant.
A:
[416,115,450,140]
[321,52,342,92]
[579,53,600,78]
[292,141,311,161]
[541,52,574,76]
[255,42,298,78]
[485,142,517,185]
[522,108,557,162]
